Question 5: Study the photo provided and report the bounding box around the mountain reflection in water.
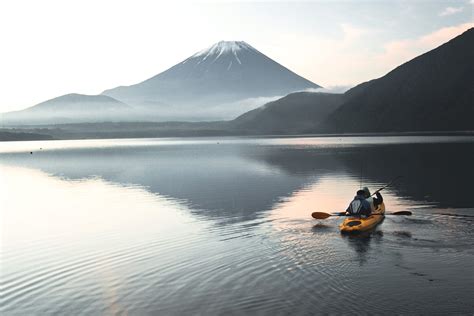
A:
[1,136,473,223]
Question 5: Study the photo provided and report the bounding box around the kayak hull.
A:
[339,203,385,234]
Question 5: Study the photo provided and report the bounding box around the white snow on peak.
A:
[192,41,257,59]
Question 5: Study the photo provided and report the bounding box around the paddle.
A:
[311,210,412,220]
[370,176,403,196]
[311,176,408,220]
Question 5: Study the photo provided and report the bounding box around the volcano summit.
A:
[2,41,320,124]
[102,41,320,120]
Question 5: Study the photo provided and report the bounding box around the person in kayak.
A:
[346,190,372,216]
[362,187,383,211]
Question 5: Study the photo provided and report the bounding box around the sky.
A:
[0,0,472,113]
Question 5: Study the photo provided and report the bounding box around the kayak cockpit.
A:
[340,203,386,233]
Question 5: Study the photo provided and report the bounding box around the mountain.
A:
[320,28,474,133]
[231,92,344,134]
[1,94,132,125]
[102,41,320,120]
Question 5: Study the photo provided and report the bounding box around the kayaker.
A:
[346,190,372,216]
[362,187,383,211]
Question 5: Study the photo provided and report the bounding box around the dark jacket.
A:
[347,194,372,216]
[373,192,383,208]
[372,192,383,209]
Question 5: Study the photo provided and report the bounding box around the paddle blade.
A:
[312,212,332,219]
[391,211,412,216]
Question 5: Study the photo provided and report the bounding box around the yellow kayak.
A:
[339,202,385,233]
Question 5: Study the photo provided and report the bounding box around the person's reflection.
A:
[342,230,383,266]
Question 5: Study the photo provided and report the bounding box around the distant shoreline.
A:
[1,124,473,142]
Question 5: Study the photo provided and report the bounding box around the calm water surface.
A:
[1,136,473,314]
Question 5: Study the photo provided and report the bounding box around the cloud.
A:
[268,23,376,87]
[375,22,474,71]
[304,86,353,94]
[339,23,367,42]
[439,6,464,16]
[272,22,473,88]
[220,95,284,118]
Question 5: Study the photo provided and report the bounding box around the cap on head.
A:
[363,187,371,197]
[357,189,366,196]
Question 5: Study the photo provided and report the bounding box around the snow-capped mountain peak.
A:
[193,41,256,58]
[102,40,320,120]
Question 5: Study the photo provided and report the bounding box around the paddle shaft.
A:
[311,210,411,219]
[338,211,411,216]
[371,176,403,196]
[312,176,406,220]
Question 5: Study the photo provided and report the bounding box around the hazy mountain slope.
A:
[321,28,474,133]
[231,92,344,133]
[102,41,320,120]
[0,130,55,141]
[1,94,132,125]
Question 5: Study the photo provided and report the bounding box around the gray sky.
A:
[0,0,472,112]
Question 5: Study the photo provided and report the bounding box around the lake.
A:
[1,136,473,314]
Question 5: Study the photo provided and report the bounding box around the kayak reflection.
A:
[343,231,384,266]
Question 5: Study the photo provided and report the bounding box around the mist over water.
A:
[1,136,473,314]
